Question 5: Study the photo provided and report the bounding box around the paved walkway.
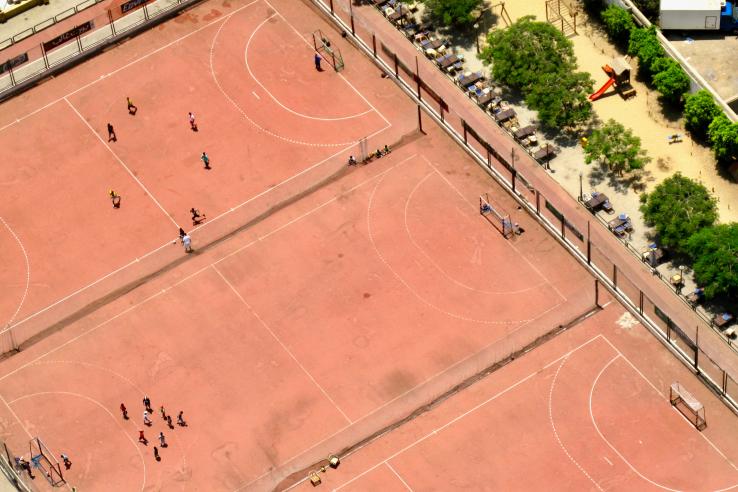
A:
[337,0,738,379]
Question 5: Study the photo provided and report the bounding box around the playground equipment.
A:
[589,57,636,101]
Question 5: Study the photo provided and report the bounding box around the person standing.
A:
[120,403,128,420]
[182,234,192,253]
[314,53,322,71]
[188,112,197,131]
[127,97,137,115]
[153,446,160,461]
[158,432,167,448]
[143,411,152,426]
[166,415,174,429]
[177,411,187,427]
[107,123,117,142]
[109,189,121,209]
[139,430,147,445]
[200,152,210,170]
[60,454,72,470]
[143,396,152,412]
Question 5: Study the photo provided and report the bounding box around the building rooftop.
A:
[660,0,722,11]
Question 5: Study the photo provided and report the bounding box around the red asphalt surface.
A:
[0,0,737,490]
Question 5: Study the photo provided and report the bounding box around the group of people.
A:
[121,396,188,462]
[348,144,391,166]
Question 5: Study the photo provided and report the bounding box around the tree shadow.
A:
[586,160,654,193]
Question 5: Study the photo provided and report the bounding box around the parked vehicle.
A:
[660,0,738,33]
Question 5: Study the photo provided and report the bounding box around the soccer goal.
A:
[480,194,513,238]
[670,382,707,431]
[28,437,64,486]
[312,30,344,72]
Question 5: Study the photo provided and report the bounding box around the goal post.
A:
[480,194,513,238]
[28,437,64,486]
[312,29,344,72]
[670,382,707,431]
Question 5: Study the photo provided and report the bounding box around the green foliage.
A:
[601,5,635,47]
[628,27,664,79]
[632,0,660,22]
[651,57,690,104]
[481,16,575,91]
[584,119,649,175]
[422,0,483,26]
[639,173,718,253]
[526,71,594,129]
[684,90,722,138]
[686,224,738,299]
[708,114,738,162]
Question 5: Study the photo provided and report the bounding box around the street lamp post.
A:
[579,172,583,202]
[473,23,480,54]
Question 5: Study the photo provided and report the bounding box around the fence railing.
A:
[309,0,738,415]
[0,0,196,100]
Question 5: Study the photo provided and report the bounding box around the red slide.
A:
[589,77,615,101]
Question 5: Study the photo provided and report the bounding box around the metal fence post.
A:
[612,264,618,289]
[108,9,116,36]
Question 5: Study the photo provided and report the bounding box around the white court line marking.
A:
[403,170,549,295]
[262,0,391,128]
[0,161,403,385]
[419,155,568,304]
[63,97,178,228]
[327,335,604,492]
[213,265,352,424]
[11,391,146,491]
[244,15,373,121]
[548,356,604,491]
[0,1,261,135]
[252,91,260,99]
[367,162,553,325]
[603,456,613,466]
[597,335,738,491]
[210,12,387,147]
[386,462,413,491]
[0,216,30,327]
[0,394,33,440]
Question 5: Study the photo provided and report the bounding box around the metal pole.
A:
[511,148,516,193]
[535,190,540,215]
[415,56,421,99]
[143,4,150,20]
[579,172,583,201]
[613,264,618,288]
[595,279,600,307]
[586,221,591,264]
[393,53,398,77]
[417,105,423,133]
[76,30,83,53]
[372,34,377,57]
[40,42,49,70]
[329,0,334,15]
[349,0,355,35]
[7,62,16,87]
[695,325,700,371]
[108,9,116,36]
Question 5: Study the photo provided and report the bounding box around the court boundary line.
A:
[212,264,353,424]
[244,13,374,122]
[63,97,178,228]
[385,462,413,492]
[0,158,409,385]
[328,334,604,491]
[0,1,261,135]
[211,9,389,148]
[419,155,568,304]
[0,393,33,441]
[0,215,30,328]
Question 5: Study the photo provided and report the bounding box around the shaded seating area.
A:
[533,144,558,164]
[456,71,484,87]
[713,312,734,329]
[607,213,633,238]
[686,287,704,306]
[584,191,613,213]
[435,53,464,73]
[641,243,664,267]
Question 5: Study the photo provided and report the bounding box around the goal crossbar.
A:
[480,194,512,238]
[670,382,707,431]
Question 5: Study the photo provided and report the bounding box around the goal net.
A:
[480,194,513,238]
[312,30,344,72]
[670,382,707,431]
[29,437,64,486]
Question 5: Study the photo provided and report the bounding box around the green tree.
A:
[422,0,483,27]
[481,16,575,91]
[651,58,690,104]
[632,0,660,21]
[525,71,594,129]
[708,114,738,162]
[628,27,664,79]
[686,224,738,299]
[684,90,722,138]
[601,5,635,47]
[584,119,650,174]
[639,173,718,253]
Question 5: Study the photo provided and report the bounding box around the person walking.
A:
[143,411,152,426]
[158,432,167,448]
[60,454,72,470]
[153,446,160,461]
[127,97,137,115]
[167,415,174,429]
[190,208,205,226]
[143,396,152,412]
[182,233,192,253]
[177,411,187,427]
[109,189,121,209]
[139,430,147,445]
[348,155,357,166]
[314,53,322,71]
[107,123,117,142]
[160,405,167,420]
[178,228,186,241]
[120,403,128,420]
[200,152,210,170]
[188,112,197,131]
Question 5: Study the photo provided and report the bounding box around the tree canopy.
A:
[686,224,738,299]
[481,16,575,91]
[525,71,594,129]
[708,114,738,162]
[584,119,649,175]
[639,173,718,253]
[628,27,664,79]
[651,58,690,104]
[684,90,722,138]
[422,0,483,27]
[601,5,635,47]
